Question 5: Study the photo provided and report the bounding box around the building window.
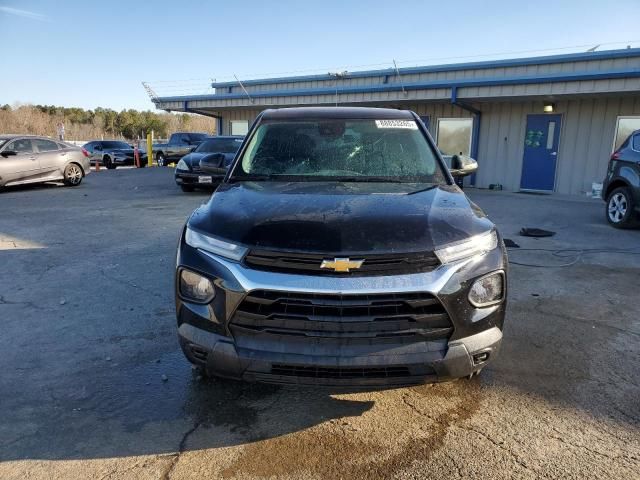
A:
[230,120,249,136]
[613,116,640,152]
[436,118,473,156]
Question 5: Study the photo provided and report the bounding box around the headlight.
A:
[176,159,188,170]
[435,230,498,264]
[185,226,247,261]
[468,271,505,307]
[179,269,215,303]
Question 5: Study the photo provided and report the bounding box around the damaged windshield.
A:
[231,119,446,183]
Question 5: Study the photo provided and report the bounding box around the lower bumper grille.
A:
[230,290,453,343]
[188,344,208,363]
[271,364,411,379]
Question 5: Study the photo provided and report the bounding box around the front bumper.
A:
[175,170,224,186]
[179,322,502,387]
[176,239,507,387]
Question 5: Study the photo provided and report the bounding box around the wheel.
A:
[157,153,166,167]
[181,185,195,193]
[606,186,638,228]
[63,163,83,186]
[104,156,116,170]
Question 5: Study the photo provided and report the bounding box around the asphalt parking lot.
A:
[0,168,638,480]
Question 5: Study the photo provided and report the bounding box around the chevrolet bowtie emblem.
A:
[320,258,365,272]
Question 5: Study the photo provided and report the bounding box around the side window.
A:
[33,139,60,152]
[230,120,249,136]
[613,117,640,151]
[633,134,640,151]
[84,142,94,152]
[5,139,33,154]
[436,118,473,156]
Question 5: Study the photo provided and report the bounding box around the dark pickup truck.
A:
[154,132,208,166]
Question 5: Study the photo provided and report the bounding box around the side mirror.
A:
[450,154,478,177]
[1,150,17,157]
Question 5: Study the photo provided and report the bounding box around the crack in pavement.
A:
[455,424,543,477]
[550,427,639,465]
[0,295,44,310]
[159,422,202,480]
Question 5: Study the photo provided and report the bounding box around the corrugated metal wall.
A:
[475,97,640,195]
[216,97,640,195]
[222,55,640,96]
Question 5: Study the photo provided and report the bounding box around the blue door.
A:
[520,114,562,191]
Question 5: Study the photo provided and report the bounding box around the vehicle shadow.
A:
[0,182,65,194]
[0,349,375,462]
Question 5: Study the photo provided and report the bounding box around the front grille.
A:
[230,290,452,342]
[271,364,411,379]
[191,165,203,174]
[243,250,440,276]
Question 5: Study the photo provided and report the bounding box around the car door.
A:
[0,138,39,185]
[89,142,104,164]
[173,134,193,161]
[33,138,65,178]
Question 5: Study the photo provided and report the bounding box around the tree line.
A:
[0,104,216,140]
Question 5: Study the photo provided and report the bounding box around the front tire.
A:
[63,163,83,186]
[157,153,166,167]
[104,156,116,170]
[606,186,638,228]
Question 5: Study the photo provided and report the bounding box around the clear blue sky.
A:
[1,0,639,111]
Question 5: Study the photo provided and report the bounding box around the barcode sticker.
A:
[375,120,418,129]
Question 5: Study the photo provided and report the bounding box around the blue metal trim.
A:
[157,68,640,104]
[210,48,640,88]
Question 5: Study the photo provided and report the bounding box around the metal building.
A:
[154,48,640,195]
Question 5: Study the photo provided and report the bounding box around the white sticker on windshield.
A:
[375,120,418,129]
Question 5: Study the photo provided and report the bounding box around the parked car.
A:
[0,135,90,188]
[602,129,640,228]
[83,140,146,169]
[174,107,507,387]
[154,132,208,166]
[175,136,244,192]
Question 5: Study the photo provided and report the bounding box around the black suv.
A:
[602,129,640,228]
[174,107,507,387]
[175,136,244,192]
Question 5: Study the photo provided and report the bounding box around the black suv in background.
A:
[175,136,243,192]
[174,107,507,387]
[602,129,640,228]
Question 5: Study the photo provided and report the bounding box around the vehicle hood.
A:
[181,152,208,168]
[199,152,236,168]
[187,182,494,254]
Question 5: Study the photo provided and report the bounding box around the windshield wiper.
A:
[228,174,279,182]
[331,176,413,183]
